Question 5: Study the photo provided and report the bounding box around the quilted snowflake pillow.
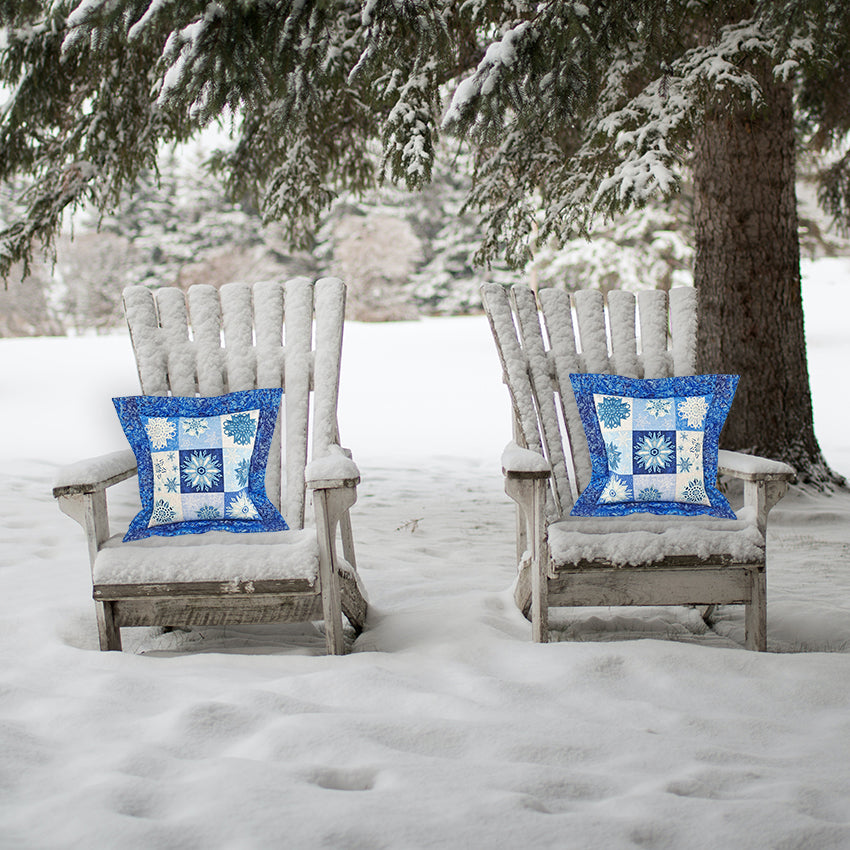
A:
[568,373,739,519]
[113,389,289,541]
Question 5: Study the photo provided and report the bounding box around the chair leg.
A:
[313,488,347,655]
[96,601,122,651]
[745,566,767,651]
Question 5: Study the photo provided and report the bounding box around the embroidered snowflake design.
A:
[677,396,709,428]
[151,499,176,524]
[638,486,662,501]
[600,475,632,503]
[605,440,622,471]
[145,418,176,450]
[596,396,632,429]
[681,478,708,503]
[677,456,693,474]
[196,505,221,520]
[164,476,179,493]
[227,491,259,519]
[235,457,250,488]
[223,413,257,445]
[645,398,672,418]
[182,418,209,437]
[635,432,674,472]
[182,451,222,491]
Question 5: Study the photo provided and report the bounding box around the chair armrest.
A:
[501,441,551,480]
[306,445,360,490]
[52,449,138,498]
[717,450,795,482]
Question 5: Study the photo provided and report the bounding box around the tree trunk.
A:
[693,63,840,486]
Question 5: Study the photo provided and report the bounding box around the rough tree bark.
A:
[692,61,840,486]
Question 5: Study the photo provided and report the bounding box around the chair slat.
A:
[511,286,569,515]
[186,285,226,396]
[607,290,641,378]
[312,278,346,456]
[123,287,169,396]
[252,281,286,511]
[669,286,698,376]
[480,284,546,459]
[538,288,590,500]
[220,283,257,392]
[637,289,673,378]
[283,277,315,529]
[573,289,611,374]
[154,287,197,396]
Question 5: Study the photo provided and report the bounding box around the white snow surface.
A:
[93,529,319,585]
[1,261,850,847]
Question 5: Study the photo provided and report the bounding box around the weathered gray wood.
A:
[97,601,122,651]
[93,577,318,599]
[547,566,752,607]
[113,595,325,628]
[745,567,767,651]
[607,290,641,378]
[511,286,570,517]
[483,283,794,651]
[313,486,348,655]
[637,289,673,378]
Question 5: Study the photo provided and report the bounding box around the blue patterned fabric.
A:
[569,373,739,519]
[113,390,289,541]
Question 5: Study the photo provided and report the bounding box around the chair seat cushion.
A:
[547,508,764,567]
[93,528,319,585]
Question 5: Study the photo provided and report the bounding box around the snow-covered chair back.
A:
[123,277,346,531]
[481,284,697,516]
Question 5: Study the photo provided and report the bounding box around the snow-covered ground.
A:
[1,262,849,848]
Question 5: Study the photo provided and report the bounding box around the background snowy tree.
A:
[1,1,849,480]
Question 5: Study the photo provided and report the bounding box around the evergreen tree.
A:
[1,1,848,480]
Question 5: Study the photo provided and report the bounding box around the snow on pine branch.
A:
[443,20,533,130]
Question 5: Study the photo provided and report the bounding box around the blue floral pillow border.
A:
[114,389,289,541]
[568,373,739,519]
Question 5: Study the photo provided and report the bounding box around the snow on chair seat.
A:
[92,529,320,586]
[547,510,764,568]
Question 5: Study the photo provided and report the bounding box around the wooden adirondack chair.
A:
[52,277,367,655]
[481,283,795,651]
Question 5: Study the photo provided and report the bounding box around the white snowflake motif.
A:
[151,499,177,524]
[680,478,708,504]
[677,396,709,428]
[644,398,672,418]
[635,432,674,473]
[182,418,209,437]
[223,413,257,445]
[182,451,222,491]
[600,475,632,503]
[596,396,631,429]
[196,505,221,520]
[227,491,259,520]
[638,486,662,502]
[145,418,176,450]
[235,457,251,488]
